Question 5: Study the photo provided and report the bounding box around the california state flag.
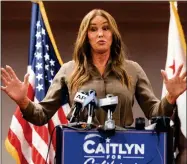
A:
[162,2,186,138]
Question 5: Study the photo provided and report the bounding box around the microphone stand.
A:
[69,103,81,123]
[97,94,118,136]
[104,109,115,130]
[86,102,97,130]
[68,103,97,130]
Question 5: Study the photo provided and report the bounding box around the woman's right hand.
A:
[1,65,30,109]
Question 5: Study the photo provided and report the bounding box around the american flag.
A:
[5,2,69,164]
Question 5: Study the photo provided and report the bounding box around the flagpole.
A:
[38,1,63,65]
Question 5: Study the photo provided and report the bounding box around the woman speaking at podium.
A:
[1,9,186,163]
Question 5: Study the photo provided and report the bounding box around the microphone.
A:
[86,89,97,124]
[99,94,118,113]
[69,90,88,123]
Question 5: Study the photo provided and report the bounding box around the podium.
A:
[55,127,172,164]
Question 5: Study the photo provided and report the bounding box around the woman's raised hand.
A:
[1,65,30,109]
[161,63,187,104]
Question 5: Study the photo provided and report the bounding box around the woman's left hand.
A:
[161,63,186,104]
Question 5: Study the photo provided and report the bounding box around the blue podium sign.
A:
[61,129,167,164]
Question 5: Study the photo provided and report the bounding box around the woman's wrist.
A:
[17,97,30,110]
[166,93,178,104]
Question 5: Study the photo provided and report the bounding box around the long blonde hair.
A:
[69,9,131,92]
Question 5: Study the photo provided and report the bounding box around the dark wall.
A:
[1,2,187,163]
